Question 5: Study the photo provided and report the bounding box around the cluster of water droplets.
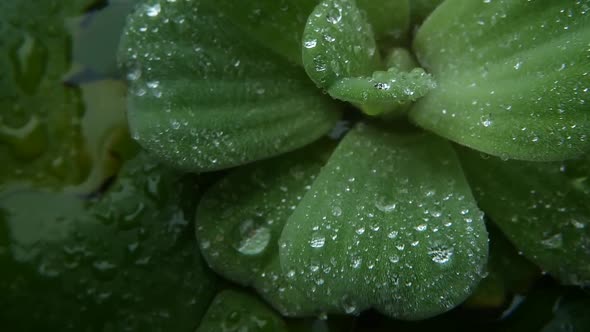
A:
[277,125,488,318]
[412,0,590,159]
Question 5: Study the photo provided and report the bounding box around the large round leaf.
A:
[118,0,340,172]
[279,123,489,319]
[412,0,590,161]
[196,141,334,316]
[458,148,590,286]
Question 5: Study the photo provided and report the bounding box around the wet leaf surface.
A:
[412,0,590,161]
[280,123,489,319]
[197,141,334,316]
[458,148,590,286]
[118,0,340,172]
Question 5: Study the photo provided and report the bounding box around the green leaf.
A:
[385,48,419,72]
[302,0,432,115]
[0,0,96,187]
[302,0,381,89]
[465,223,539,309]
[409,0,444,26]
[0,153,218,331]
[206,0,317,65]
[412,0,590,161]
[328,67,436,116]
[355,0,410,43]
[279,123,489,319]
[196,290,288,332]
[458,148,590,286]
[118,0,340,172]
[196,141,334,316]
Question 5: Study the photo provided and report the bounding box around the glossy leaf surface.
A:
[197,142,333,316]
[196,290,288,332]
[412,0,590,161]
[118,0,340,171]
[280,123,489,319]
[458,148,590,286]
[0,153,218,331]
[302,0,381,89]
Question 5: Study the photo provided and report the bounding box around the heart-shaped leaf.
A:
[118,0,340,172]
[458,148,590,286]
[196,141,334,316]
[279,123,489,319]
[0,153,219,331]
[412,0,590,161]
[196,290,288,332]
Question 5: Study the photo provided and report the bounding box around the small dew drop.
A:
[332,206,342,217]
[304,39,317,48]
[145,3,161,17]
[480,114,493,127]
[415,224,427,232]
[541,233,563,249]
[387,231,398,239]
[310,234,326,248]
[233,219,271,255]
[375,198,396,213]
[428,245,454,264]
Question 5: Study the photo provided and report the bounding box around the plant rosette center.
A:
[118,0,590,321]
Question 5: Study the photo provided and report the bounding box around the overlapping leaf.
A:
[458,148,590,286]
[118,0,340,172]
[196,142,334,316]
[412,0,590,161]
[196,290,289,332]
[280,123,488,319]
